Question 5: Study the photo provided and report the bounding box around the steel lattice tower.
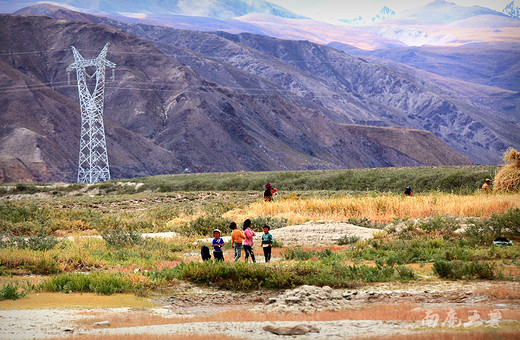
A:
[67,43,115,183]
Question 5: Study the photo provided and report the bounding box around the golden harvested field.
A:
[225,193,520,224]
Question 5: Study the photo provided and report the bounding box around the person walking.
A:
[230,222,246,262]
[261,224,273,263]
[212,229,224,261]
[263,183,278,202]
[243,219,256,263]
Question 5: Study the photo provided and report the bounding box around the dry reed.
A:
[224,193,520,224]
[494,148,520,193]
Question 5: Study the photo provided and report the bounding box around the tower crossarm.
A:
[66,43,116,72]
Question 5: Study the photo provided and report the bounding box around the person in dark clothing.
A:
[201,245,211,261]
[264,183,278,202]
[404,186,413,196]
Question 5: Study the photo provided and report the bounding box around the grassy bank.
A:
[1,165,498,196]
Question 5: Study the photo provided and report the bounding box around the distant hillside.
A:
[9,6,520,164]
[0,15,473,182]
[7,0,306,19]
[394,0,507,25]
[350,42,520,93]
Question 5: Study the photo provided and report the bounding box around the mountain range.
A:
[0,2,519,182]
[339,6,396,26]
[0,0,306,19]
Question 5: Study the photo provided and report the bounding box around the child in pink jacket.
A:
[242,219,256,263]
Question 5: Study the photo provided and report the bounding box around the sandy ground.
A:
[270,222,380,245]
[1,280,519,339]
[1,222,519,339]
[0,306,417,339]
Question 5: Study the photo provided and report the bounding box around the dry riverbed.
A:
[1,222,519,339]
[1,280,519,339]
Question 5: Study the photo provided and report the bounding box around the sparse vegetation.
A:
[0,165,498,197]
[0,281,31,300]
[337,234,361,245]
[168,260,415,290]
[0,166,519,300]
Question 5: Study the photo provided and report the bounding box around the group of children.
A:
[202,183,277,263]
[209,219,274,263]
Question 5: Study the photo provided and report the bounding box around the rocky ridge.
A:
[0,14,472,182]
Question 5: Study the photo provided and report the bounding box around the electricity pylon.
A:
[67,43,115,183]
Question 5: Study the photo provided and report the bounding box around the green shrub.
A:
[433,260,458,279]
[0,282,31,300]
[102,228,143,247]
[347,217,385,229]
[250,216,288,230]
[40,272,133,295]
[0,202,52,235]
[337,235,360,245]
[31,257,61,275]
[25,229,60,251]
[181,215,232,236]
[490,208,520,236]
[464,208,520,245]
[283,248,315,261]
[396,266,415,281]
[272,238,284,248]
[0,229,59,251]
[417,216,460,233]
[172,259,415,290]
[433,260,500,280]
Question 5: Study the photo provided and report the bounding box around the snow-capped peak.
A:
[339,6,395,25]
[503,0,520,19]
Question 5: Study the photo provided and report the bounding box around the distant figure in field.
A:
[243,219,256,263]
[482,178,492,193]
[404,186,413,196]
[212,229,224,261]
[264,183,278,202]
[262,225,273,263]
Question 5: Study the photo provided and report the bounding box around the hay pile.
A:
[493,148,520,193]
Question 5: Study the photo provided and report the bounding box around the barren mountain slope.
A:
[11,5,519,164]
[0,15,471,182]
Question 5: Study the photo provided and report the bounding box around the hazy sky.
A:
[270,0,512,21]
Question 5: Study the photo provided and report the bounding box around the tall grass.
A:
[225,193,520,223]
[1,165,498,196]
